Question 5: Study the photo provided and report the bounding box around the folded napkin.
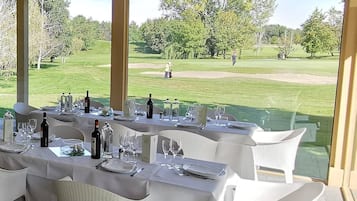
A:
[0,143,28,153]
[101,159,137,173]
[182,163,225,179]
[227,121,261,130]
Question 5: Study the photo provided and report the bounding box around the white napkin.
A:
[0,143,28,153]
[101,159,137,173]
[227,121,261,130]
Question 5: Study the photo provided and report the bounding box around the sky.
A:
[68,0,344,29]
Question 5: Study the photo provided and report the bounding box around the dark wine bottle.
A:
[40,112,49,147]
[146,93,153,119]
[91,119,101,159]
[84,90,90,113]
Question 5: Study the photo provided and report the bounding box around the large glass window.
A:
[128,0,344,180]
[0,0,17,115]
[27,0,112,108]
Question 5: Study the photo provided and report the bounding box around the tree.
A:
[0,0,16,70]
[263,24,287,44]
[129,21,142,43]
[71,15,99,51]
[171,9,208,59]
[98,21,112,41]
[301,9,336,57]
[250,0,277,55]
[140,18,169,54]
[326,7,343,55]
[35,0,71,69]
[214,11,244,59]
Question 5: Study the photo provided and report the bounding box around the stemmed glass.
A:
[28,119,37,134]
[128,134,139,163]
[215,105,225,125]
[169,138,182,169]
[161,139,170,167]
[119,133,130,160]
[184,105,194,121]
[17,122,31,146]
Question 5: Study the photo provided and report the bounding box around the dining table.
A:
[31,107,261,144]
[0,135,240,201]
[29,107,260,180]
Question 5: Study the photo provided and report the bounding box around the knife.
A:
[95,159,108,169]
[130,167,144,177]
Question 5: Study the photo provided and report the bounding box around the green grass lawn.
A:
[0,40,339,179]
[0,40,338,112]
[0,40,338,119]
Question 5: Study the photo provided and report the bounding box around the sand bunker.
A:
[141,71,336,85]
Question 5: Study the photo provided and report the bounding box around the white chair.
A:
[159,130,218,162]
[232,178,325,201]
[0,167,28,201]
[250,128,307,183]
[52,125,85,141]
[55,176,144,201]
[13,102,38,129]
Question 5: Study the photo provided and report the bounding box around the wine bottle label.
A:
[91,138,96,156]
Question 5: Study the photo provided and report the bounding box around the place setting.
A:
[96,133,145,177]
[159,138,226,180]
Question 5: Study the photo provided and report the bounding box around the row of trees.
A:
[130,0,343,59]
[0,0,111,70]
[0,0,344,71]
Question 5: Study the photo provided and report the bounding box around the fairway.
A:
[0,40,339,179]
[0,40,338,129]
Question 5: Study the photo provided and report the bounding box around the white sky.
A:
[68,0,344,29]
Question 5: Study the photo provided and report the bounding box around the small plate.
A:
[101,159,137,173]
[0,143,28,153]
[114,116,136,121]
[182,164,225,179]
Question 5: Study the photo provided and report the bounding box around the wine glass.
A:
[169,138,182,168]
[184,105,194,121]
[119,133,130,160]
[128,134,139,163]
[17,122,30,146]
[161,139,170,167]
[215,105,225,125]
[28,119,37,134]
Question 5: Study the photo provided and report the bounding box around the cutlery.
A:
[95,159,108,169]
[130,167,144,177]
[20,145,31,155]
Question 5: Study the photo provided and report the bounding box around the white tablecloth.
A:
[0,139,239,201]
[31,109,259,144]
[29,109,258,180]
